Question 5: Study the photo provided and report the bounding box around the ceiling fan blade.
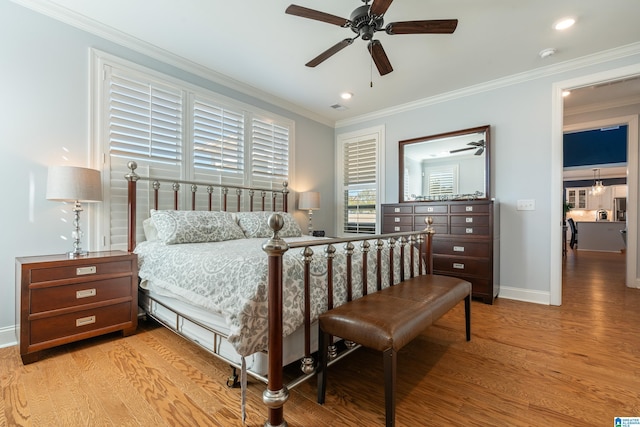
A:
[386,19,458,35]
[475,147,485,156]
[370,0,394,16]
[285,5,349,27]
[449,146,474,154]
[306,39,354,68]
[368,40,393,76]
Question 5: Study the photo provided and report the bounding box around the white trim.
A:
[551,64,640,306]
[498,287,550,305]
[12,0,333,128]
[337,42,640,129]
[0,325,17,349]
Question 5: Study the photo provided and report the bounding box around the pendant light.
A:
[591,168,605,195]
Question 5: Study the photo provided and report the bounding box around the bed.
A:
[124,161,432,425]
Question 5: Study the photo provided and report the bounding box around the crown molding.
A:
[11,0,334,128]
[336,42,640,129]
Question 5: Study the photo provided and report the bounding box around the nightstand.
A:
[16,251,138,364]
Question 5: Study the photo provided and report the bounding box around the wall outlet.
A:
[517,199,536,211]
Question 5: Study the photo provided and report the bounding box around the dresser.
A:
[382,200,499,304]
[16,251,138,364]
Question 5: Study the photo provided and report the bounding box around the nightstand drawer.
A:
[30,276,133,314]
[30,302,133,345]
[29,260,134,284]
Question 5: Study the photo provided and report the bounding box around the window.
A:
[337,127,384,236]
[94,51,293,250]
[426,165,458,196]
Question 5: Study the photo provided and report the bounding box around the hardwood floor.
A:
[1,249,638,426]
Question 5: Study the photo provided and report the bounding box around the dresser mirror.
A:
[399,125,490,202]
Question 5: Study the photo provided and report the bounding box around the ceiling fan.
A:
[285,0,458,76]
[450,140,485,156]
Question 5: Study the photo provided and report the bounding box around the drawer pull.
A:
[76,266,96,276]
[465,206,473,212]
[427,207,434,212]
[394,226,400,232]
[465,217,473,223]
[453,246,465,252]
[394,217,400,222]
[76,288,96,299]
[76,315,96,327]
[394,207,400,213]
[466,228,474,234]
[453,263,465,270]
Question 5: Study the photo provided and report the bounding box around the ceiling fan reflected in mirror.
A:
[450,140,485,156]
[285,0,458,76]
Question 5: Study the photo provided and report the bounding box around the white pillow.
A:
[236,211,302,238]
[151,210,246,244]
[142,217,158,241]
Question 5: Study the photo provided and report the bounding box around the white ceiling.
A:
[16,0,640,124]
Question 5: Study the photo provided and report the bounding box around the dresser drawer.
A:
[433,239,490,257]
[29,260,134,284]
[450,215,490,227]
[30,302,133,345]
[433,255,490,277]
[30,276,133,314]
[414,204,448,214]
[382,205,413,214]
[383,215,413,226]
[450,203,490,214]
[450,225,490,236]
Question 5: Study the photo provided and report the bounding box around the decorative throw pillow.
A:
[142,217,158,241]
[151,210,246,244]
[236,211,302,238]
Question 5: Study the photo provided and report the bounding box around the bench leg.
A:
[317,327,329,404]
[465,294,471,341]
[383,348,396,427]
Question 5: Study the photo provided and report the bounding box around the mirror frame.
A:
[399,125,491,202]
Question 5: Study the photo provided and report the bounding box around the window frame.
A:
[90,49,295,250]
[335,125,385,237]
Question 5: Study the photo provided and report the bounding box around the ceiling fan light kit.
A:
[285,0,457,76]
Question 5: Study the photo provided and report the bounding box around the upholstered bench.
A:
[316,273,471,427]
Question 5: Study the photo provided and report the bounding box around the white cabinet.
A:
[587,186,612,210]
[566,187,588,209]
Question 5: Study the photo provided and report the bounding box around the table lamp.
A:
[46,165,103,257]
[298,191,320,235]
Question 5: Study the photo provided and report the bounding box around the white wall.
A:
[0,0,335,346]
[336,48,640,304]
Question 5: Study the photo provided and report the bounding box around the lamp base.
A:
[67,250,89,259]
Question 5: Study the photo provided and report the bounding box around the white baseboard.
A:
[0,325,18,349]
[498,286,550,305]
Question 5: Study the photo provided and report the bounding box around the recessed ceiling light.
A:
[539,48,557,59]
[554,17,576,30]
[562,90,571,97]
[340,92,353,100]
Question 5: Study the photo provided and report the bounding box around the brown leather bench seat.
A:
[317,274,471,427]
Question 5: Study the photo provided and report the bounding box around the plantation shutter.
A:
[251,117,289,182]
[427,166,457,196]
[343,137,377,234]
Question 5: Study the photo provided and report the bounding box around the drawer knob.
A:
[394,226,400,232]
[465,206,473,212]
[453,263,465,270]
[466,228,474,234]
[465,217,473,223]
[394,217,400,222]
[76,288,97,299]
[76,315,96,327]
[394,207,400,213]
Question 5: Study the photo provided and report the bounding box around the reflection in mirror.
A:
[399,125,490,202]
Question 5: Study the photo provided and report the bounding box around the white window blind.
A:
[343,137,377,234]
[193,98,245,175]
[251,117,289,182]
[427,165,458,196]
[107,69,183,164]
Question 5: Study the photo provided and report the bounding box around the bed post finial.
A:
[125,161,139,182]
[262,212,290,427]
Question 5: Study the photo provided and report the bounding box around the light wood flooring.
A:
[1,249,638,426]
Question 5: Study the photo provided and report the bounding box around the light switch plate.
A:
[517,199,535,211]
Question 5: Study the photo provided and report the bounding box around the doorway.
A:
[550,64,640,306]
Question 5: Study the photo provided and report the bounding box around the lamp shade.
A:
[46,166,103,202]
[299,191,320,211]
